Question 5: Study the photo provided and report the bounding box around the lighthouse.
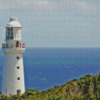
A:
[2,17,25,96]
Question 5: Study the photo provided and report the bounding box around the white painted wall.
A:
[2,53,25,95]
[13,28,22,40]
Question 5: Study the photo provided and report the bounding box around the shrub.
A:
[84,74,91,78]
[72,78,78,81]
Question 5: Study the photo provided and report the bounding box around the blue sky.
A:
[0,0,100,47]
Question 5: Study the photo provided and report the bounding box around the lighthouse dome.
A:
[6,17,21,27]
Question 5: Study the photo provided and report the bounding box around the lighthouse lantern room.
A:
[2,17,25,96]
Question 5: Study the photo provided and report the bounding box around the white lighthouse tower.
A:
[2,17,25,96]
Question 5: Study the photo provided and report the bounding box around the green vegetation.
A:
[1,73,100,100]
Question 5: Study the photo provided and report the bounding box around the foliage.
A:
[1,73,100,99]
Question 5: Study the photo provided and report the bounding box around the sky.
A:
[0,0,100,47]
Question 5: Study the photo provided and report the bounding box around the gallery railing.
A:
[2,43,25,48]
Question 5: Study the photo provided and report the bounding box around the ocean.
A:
[0,48,100,91]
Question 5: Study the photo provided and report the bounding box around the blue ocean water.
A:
[0,48,100,91]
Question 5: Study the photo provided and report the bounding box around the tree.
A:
[92,76,97,94]
[84,74,91,78]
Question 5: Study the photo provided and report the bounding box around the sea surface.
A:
[0,48,100,91]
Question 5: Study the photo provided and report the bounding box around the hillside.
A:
[1,73,100,100]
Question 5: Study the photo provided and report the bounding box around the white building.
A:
[2,17,25,96]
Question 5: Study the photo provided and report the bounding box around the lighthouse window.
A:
[6,27,13,40]
[17,90,21,95]
[17,66,20,69]
[8,27,10,32]
[17,56,19,59]
[17,77,20,80]
[11,27,13,31]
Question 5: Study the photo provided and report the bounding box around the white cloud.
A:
[0,0,64,11]
[34,1,49,6]
[18,0,29,5]
[0,0,99,12]
[21,1,29,5]
[66,0,98,12]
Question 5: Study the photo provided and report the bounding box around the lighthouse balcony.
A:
[2,43,25,54]
[2,43,25,48]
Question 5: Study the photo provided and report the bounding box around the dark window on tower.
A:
[16,41,19,47]
[17,77,20,80]
[6,27,13,40]
[17,90,21,95]
[17,66,20,69]
[17,56,19,59]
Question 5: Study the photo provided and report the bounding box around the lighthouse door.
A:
[16,41,19,47]
[17,90,21,95]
